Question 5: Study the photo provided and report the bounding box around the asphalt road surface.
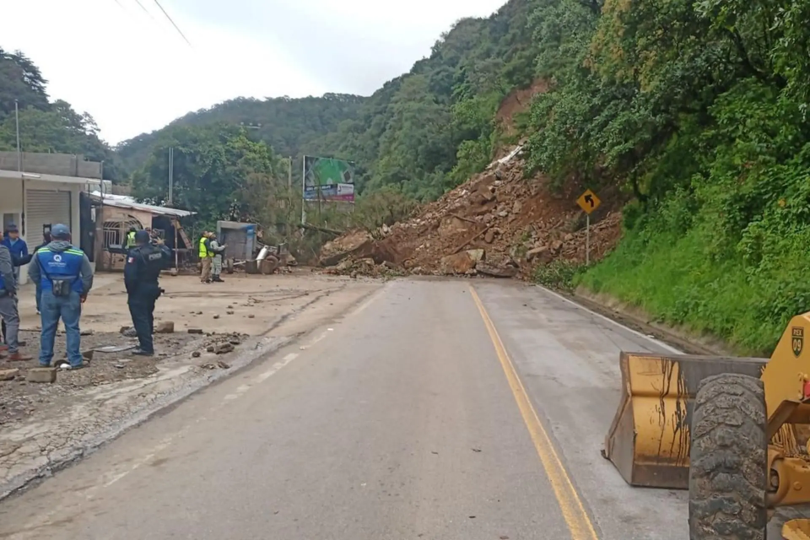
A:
[0,278,696,540]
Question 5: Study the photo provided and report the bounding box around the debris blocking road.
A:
[319,148,623,278]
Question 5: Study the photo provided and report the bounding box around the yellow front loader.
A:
[603,313,810,539]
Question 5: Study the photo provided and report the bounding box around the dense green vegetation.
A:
[0,48,122,180]
[116,94,365,176]
[522,0,810,353]
[130,124,292,233]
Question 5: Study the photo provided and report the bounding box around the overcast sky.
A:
[3,0,506,144]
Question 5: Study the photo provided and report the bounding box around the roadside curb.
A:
[0,335,292,501]
[534,285,692,355]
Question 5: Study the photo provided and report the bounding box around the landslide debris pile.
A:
[320,148,622,279]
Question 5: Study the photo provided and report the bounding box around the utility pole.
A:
[301,156,307,226]
[16,100,25,237]
[15,100,21,172]
[288,156,292,190]
[168,147,174,205]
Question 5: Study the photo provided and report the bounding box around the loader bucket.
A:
[603,352,767,489]
[784,520,810,540]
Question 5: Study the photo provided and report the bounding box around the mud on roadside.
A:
[1,330,202,428]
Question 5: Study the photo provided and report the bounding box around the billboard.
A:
[303,156,355,203]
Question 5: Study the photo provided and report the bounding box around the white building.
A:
[0,153,106,285]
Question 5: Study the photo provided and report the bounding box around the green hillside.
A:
[116,93,366,176]
[523,0,810,354]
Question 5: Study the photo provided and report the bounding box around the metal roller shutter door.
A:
[26,190,71,249]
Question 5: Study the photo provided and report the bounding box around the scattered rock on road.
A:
[188,328,204,335]
[476,261,518,278]
[119,326,137,337]
[155,321,175,334]
[27,368,57,384]
[0,368,20,381]
[214,343,234,355]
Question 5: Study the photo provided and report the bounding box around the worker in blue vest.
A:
[28,224,94,369]
[125,230,171,356]
[32,231,52,314]
[2,223,29,282]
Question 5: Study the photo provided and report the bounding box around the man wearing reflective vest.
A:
[126,227,137,250]
[28,224,94,370]
[199,231,213,284]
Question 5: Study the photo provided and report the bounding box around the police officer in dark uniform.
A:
[124,230,171,356]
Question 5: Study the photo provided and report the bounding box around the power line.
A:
[152,0,192,47]
[132,0,155,19]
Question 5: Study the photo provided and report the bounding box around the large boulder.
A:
[319,230,374,267]
[441,252,477,274]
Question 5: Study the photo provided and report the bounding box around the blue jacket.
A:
[2,235,29,265]
[29,240,94,295]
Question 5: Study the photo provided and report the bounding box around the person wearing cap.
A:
[0,242,31,361]
[125,230,171,356]
[2,224,29,282]
[28,224,94,370]
[208,232,227,283]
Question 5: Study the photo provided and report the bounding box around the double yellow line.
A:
[469,285,599,540]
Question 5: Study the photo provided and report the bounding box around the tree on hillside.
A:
[0,100,123,180]
[0,48,122,180]
[0,48,49,119]
[131,124,287,230]
[116,94,366,178]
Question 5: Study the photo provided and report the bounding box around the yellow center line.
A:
[469,285,599,540]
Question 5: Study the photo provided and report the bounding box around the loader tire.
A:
[689,373,767,540]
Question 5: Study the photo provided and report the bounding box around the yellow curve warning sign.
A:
[576,189,601,215]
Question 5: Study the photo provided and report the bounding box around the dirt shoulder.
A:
[0,270,381,499]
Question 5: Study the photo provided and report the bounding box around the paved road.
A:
[0,278,690,540]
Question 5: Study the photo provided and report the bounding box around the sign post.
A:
[576,189,601,265]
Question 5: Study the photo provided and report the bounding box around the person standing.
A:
[0,243,31,361]
[125,230,171,356]
[2,224,29,282]
[199,231,213,284]
[126,227,137,250]
[32,231,52,315]
[209,232,227,283]
[28,224,94,370]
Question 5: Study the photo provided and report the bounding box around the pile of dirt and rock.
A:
[319,146,623,279]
